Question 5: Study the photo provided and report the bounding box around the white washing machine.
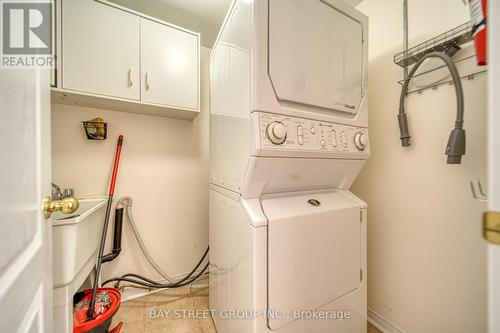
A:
[209,0,369,332]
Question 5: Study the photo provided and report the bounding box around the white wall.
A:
[51,47,210,286]
[354,1,487,332]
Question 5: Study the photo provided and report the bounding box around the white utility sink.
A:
[51,196,107,333]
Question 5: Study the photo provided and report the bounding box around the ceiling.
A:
[110,0,364,48]
[153,0,232,25]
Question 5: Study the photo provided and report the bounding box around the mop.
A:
[73,135,124,333]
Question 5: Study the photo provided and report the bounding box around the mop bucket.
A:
[73,288,123,333]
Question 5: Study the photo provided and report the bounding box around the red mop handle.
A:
[86,134,124,320]
[109,135,123,196]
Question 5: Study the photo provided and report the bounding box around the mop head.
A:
[73,288,122,333]
[74,290,113,314]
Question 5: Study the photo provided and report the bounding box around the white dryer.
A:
[209,0,369,332]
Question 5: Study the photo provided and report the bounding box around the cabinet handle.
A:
[128,68,133,87]
[145,72,150,91]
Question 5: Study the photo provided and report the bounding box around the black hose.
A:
[112,208,123,251]
[173,262,209,287]
[102,262,209,290]
[101,208,124,263]
[120,245,207,286]
[101,246,209,289]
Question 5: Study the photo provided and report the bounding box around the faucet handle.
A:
[63,188,75,198]
[52,182,63,200]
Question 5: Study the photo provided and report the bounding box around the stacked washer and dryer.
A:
[209,0,369,332]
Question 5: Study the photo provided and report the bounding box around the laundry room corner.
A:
[2,0,497,332]
[51,47,212,295]
[353,0,487,332]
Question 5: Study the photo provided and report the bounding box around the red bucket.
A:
[73,288,123,333]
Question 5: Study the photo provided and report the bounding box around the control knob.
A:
[354,132,367,151]
[266,121,287,145]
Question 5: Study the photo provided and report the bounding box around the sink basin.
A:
[51,196,106,288]
[51,196,107,333]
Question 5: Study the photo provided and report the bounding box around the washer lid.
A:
[268,0,364,114]
[262,190,362,330]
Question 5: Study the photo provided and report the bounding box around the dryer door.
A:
[268,0,364,114]
[262,190,362,330]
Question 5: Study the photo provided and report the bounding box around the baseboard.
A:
[368,308,405,333]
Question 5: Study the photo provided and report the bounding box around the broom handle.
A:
[87,135,124,320]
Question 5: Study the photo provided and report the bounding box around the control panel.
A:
[258,113,369,155]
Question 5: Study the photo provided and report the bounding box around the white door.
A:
[62,0,140,100]
[268,0,365,115]
[0,68,52,332]
[488,1,500,332]
[141,18,199,110]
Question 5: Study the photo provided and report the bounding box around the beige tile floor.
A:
[111,278,381,333]
[368,322,382,333]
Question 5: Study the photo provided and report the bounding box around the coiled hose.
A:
[398,51,466,164]
[101,196,209,289]
[101,248,208,289]
[116,197,177,283]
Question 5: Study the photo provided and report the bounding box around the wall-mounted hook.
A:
[470,178,487,202]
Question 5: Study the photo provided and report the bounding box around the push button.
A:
[297,126,304,145]
[341,131,347,148]
[297,125,304,137]
[332,130,337,147]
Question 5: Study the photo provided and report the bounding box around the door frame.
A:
[487,0,500,332]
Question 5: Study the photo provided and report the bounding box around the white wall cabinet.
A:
[55,0,200,120]
[62,0,140,100]
[141,18,199,110]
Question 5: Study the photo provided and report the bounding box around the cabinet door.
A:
[62,0,140,100]
[141,18,199,110]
